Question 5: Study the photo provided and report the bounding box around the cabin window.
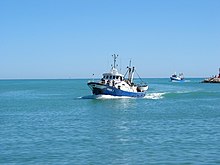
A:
[113,76,115,79]
[116,76,119,79]
[103,76,105,79]
[110,76,112,79]
[106,76,109,79]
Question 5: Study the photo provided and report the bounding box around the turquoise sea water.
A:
[0,79,220,164]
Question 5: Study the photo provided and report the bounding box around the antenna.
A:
[129,59,132,68]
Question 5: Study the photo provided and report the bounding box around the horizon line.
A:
[0,77,206,80]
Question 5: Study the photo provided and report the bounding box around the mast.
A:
[112,54,119,69]
[131,66,135,83]
[128,60,132,82]
[127,59,135,83]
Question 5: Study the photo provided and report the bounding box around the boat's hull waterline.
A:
[170,77,185,82]
[88,82,146,98]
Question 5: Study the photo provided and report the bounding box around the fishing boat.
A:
[87,54,148,97]
[170,72,184,82]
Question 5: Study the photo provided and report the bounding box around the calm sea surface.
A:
[0,79,220,164]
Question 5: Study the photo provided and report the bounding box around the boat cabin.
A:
[102,73,123,81]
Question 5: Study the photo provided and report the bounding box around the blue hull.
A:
[88,82,145,98]
[170,77,184,82]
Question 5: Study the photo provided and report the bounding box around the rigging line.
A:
[135,70,145,84]
[124,68,129,77]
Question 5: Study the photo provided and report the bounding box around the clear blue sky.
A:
[0,0,220,79]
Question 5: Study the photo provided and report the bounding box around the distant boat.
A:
[170,73,185,82]
[87,54,148,97]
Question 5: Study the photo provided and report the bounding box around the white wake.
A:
[80,93,165,100]
[143,92,166,99]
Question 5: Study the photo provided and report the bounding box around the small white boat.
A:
[87,54,148,97]
[170,73,184,82]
